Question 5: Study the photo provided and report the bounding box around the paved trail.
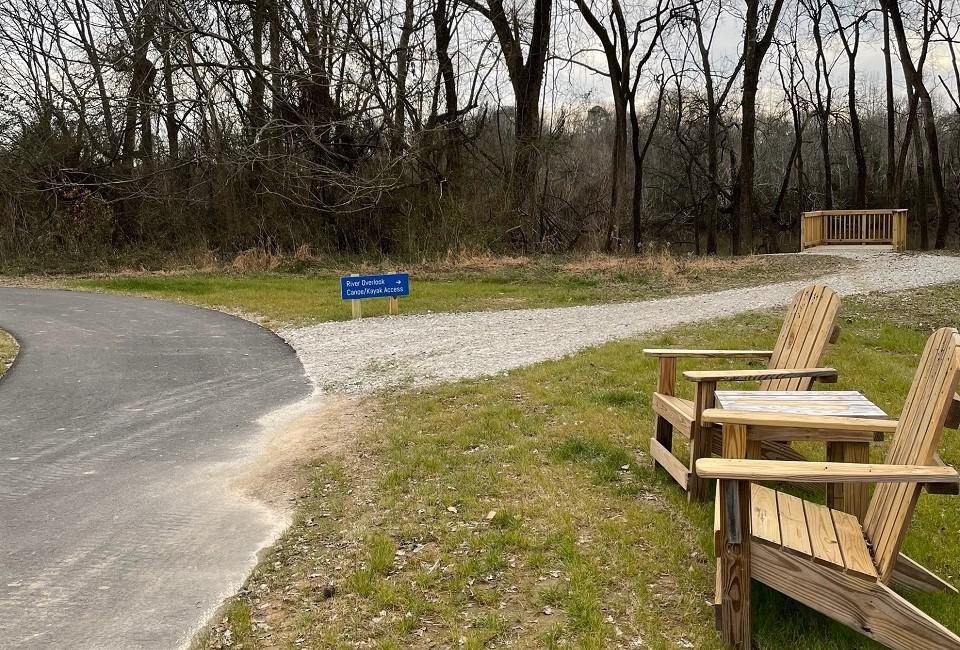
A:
[0,288,310,649]
[282,252,960,393]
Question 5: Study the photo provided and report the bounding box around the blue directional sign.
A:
[340,272,410,300]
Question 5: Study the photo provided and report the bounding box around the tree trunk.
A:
[735,0,785,254]
[912,103,929,250]
[885,0,951,248]
[812,16,832,210]
[883,8,896,204]
[390,0,415,157]
[160,5,179,161]
[846,48,865,207]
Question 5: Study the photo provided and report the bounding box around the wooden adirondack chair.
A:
[644,284,842,501]
[697,327,960,650]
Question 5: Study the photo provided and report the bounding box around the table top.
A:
[714,390,888,418]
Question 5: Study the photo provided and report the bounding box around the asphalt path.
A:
[0,288,311,648]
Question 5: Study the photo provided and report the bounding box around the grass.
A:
[196,283,960,649]
[64,253,850,327]
[0,329,16,377]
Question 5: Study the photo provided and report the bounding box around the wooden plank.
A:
[892,553,959,594]
[718,478,752,649]
[654,357,677,455]
[649,438,688,489]
[713,390,887,419]
[643,349,774,358]
[689,381,717,502]
[683,367,838,383]
[745,426,882,443]
[716,390,880,401]
[751,543,960,649]
[721,422,748,459]
[865,328,960,581]
[714,558,723,630]
[714,486,721,553]
[825,442,870,520]
[656,357,676,395]
[701,408,898,433]
[750,484,781,547]
[388,297,399,315]
[651,393,692,437]
[694,458,959,484]
[776,491,812,558]
[831,509,878,580]
[803,500,844,568]
[769,285,839,391]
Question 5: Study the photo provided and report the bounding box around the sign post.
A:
[340,272,410,320]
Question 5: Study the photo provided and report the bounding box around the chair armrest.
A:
[701,409,898,434]
[695,458,960,484]
[682,367,839,383]
[643,348,774,359]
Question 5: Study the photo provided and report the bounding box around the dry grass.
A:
[0,329,17,377]
[63,252,852,328]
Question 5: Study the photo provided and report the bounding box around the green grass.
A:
[66,253,850,327]
[195,283,960,649]
[0,329,16,377]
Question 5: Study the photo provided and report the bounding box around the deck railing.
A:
[800,209,907,251]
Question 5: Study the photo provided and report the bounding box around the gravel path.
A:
[280,251,960,394]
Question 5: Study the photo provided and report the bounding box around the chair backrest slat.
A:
[864,327,960,583]
[763,285,841,390]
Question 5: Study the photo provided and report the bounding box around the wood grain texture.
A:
[764,284,840,391]
[892,553,959,594]
[776,491,813,558]
[684,367,839,383]
[656,356,676,396]
[649,438,688,489]
[825,441,870,519]
[804,501,844,568]
[642,348,774,358]
[718,478,752,649]
[695,458,960,484]
[752,543,960,649]
[831,509,878,580]
[701,408,899,433]
[714,390,887,418]
[864,327,960,582]
[750,484,781,547]
[651,393,692,437]
[688,381,717,501]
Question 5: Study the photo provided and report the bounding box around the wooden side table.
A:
[713,390,888,519]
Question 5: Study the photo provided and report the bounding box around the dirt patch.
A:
[232,394,371,511]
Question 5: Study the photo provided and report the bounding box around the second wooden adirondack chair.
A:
[698,327,960,650]
[644,284,842,501]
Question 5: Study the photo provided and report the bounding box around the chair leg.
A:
[893,553,959,594]
[688,380,717,502]
[718,476,752,649]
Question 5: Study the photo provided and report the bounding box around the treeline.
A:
[0,0,958,265]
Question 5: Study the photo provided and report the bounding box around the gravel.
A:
[279,251,960,394]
